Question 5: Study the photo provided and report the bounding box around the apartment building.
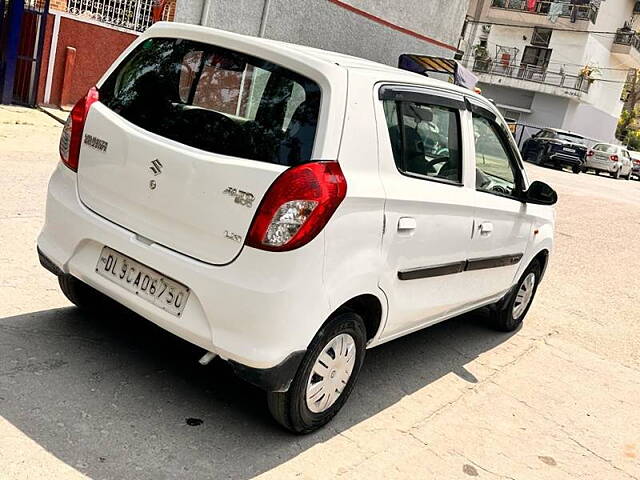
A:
[463,0,640,143]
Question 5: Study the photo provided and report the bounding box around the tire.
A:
[572,165,581,174]
[613,168,621,179]
[489,260,542,332]
[58,274,117,312]
[267,312,367,434]
[594,170,600,175]
[534,150,546,166]
[524,149,537,164]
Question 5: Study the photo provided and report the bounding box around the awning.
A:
[398,54,479,91]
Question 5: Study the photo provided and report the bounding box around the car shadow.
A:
[0,305,515,479]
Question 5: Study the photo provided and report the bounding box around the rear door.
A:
[467,103,533,301]
[376,86,477,338]
[78,37,333,265]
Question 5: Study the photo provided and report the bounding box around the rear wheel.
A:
[489,260,542,332]
[524,149,538,164]
[572,165,581,174]
[58,274,118,312]
[267,312,366,434]
[613,168,621,179]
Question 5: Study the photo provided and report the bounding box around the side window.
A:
[383,99,462,183]
[473,114,519,198]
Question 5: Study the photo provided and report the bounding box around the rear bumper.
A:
[548,153,583,167]
[38,164,331,386]
[585,159,616,172]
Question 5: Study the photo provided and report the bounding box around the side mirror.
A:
[524,181,557,206]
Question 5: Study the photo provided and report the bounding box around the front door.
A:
[375,86,476,339]
[467,104,534,301]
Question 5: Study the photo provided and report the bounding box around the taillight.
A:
[634,160,640,165]
[59,86,99,171]
[610,154,619,162]
[586,150,594,157]
[246,161,347,252]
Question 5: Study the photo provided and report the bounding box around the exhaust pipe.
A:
[198,352,217,365]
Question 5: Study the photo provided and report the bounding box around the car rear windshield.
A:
[99,37,321,166]
[593,144,617,154]
[556,133,586,145]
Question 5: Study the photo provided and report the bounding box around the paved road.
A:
[1,106,639,479]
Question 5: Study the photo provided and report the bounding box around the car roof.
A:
[544,128,585,138]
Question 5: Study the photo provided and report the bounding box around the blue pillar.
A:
[1,0,24,104]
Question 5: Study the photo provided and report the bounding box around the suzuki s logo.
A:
[149,159,163,176]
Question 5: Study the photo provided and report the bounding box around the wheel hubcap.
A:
[306,334,356,414]
[512,272,536,320]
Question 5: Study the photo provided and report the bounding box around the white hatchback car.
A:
[38,23,557,433]
[584,143,633,179]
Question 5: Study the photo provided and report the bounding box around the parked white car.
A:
[584,143,633,179]
[38,23,557,433]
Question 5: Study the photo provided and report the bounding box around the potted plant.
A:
[473,45,492,73]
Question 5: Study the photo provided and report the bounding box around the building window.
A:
[531,27,552,47]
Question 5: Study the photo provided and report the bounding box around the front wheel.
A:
[489,260,542,332]
[267,312,367,434]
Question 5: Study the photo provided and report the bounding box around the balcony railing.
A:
[470,58,591,94]
[65,0,175,32]
[490,0,598,23]
[613,29,640,53]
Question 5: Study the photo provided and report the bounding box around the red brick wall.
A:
[37,14,138,106]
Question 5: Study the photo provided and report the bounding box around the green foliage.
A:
[616,109,637,144]
[626,130,640,151]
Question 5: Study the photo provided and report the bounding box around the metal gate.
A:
[0,0,49,106]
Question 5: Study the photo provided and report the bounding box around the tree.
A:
[616,109,637,144]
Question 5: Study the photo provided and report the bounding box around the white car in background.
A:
[629,150,640,180]
[584,143,633,179]
[37,23,557,433]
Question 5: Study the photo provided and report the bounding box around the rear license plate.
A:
[563,147,576,153]
[96,247,190,316]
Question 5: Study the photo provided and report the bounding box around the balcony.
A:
[489,0,598,24]
[611,29,640,66]
[469,58,591,99]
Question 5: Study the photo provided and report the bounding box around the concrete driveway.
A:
[1,106,639,479]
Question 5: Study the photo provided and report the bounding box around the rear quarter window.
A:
[99,37,321,166]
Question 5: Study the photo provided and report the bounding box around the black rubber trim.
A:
[228,350,306,393]
[398,254,524,280]
[37,247,64,277]
[398,261,466,281]
[466,254,523,271]
[464,98,496,121]
[379,85,467,110]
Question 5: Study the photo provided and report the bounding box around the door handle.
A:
[479,222,493,236]
[398,217,417,232]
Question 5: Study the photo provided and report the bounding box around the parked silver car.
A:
[584,143,633,180]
